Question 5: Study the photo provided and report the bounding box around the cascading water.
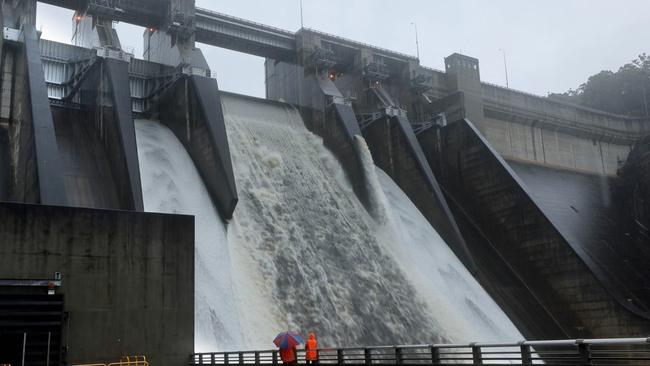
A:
[135,93,521,352]
[135,119,245,351]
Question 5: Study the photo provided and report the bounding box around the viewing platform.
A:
[191,337,650,365]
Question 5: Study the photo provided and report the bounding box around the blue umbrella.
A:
[273,331,304,349]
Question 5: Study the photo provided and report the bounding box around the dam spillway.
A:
[2,1,650,364]
[135,93,520,351]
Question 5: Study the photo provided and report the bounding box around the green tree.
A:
[549,54,650,117]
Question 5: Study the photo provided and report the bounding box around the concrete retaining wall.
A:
[0,202,194,366]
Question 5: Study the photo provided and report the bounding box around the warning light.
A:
[328,72,336,81]
[75,15,82,22]
[148,27,155,33]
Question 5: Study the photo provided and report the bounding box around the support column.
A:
[1,0,67,205]
[144,0,205,71]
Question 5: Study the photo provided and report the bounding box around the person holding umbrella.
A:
[274,331,304,366]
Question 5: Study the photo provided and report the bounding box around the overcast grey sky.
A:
[36,0,650,98]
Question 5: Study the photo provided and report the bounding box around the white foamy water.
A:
[135,94,521,352]
[134,119,245,351]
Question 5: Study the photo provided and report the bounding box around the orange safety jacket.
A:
[305,333,318,361]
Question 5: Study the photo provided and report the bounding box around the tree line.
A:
[548,53,649,118]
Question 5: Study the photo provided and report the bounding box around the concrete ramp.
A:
[419,118,650,338]
[508,160,650,316]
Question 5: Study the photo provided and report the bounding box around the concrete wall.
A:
[617,135,650,241]
[51,107,121,209]
[0,202,195,366]
[420,120,650,339]
[476,116,631,175]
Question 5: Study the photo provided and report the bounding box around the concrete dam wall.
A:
[265,30,650,340]
[1,1,650,363]
[417,119,650,338]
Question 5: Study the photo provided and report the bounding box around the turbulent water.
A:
[134,93,521,352]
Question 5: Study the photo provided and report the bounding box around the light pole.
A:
[300,0,304,28]
[643,76,650,118]
[499,48,510,88]
[411,22,420,60]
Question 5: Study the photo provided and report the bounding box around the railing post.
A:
[364,348,371,365]
[520,343,532,365]
[21,332,26,366]
[46,332,51,366]
[470,343,483,365]
[396,347,403,365]
[337,349,344,365]
[254,352,260,365]
[272,351,278,366]
[224,352,229,365]
[431,345,440,365]
[577,340,591,365]
[210,353,215,365]
[198,353,204,365]
[238,352,244,365]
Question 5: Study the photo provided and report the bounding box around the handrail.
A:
[482,81,650,123]
[300,27,418,61]
[483,99,647,142]
[74,355,148,366]
[196,7,295,38]
[190,337,650,365]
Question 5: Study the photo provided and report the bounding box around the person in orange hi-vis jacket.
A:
[305,333,318,364]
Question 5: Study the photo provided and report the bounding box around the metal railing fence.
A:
[190,337,650,365]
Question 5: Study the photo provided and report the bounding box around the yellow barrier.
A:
[112,356,148,366]
[74,355,148,366]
